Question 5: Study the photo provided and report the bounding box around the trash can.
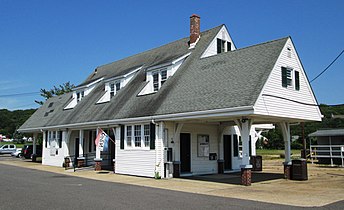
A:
[292,159,308,180]
[250,155,262,171]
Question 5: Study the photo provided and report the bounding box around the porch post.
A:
[173,123,183,178]
[217,125,226,174]
[77,129,85,167]
[32,133,37,162]
[155,122,164,178]
[280,122,292,179]
[235,119,253,186]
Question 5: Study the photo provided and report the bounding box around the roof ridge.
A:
[96,25,224,69]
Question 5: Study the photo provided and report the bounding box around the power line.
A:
[0,92,40,98]
[310,49,344,83]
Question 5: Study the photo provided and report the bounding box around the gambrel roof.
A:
[19,25,295,131]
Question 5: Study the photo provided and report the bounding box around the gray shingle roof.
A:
[19,25,288,131]
[309,129,344,137]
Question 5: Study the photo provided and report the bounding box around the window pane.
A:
[127,126,132,147]
[116,82,121,92]
[153,73,159,91]
[134,125,141,147]
[144,124,150,147]
[161,70,167,86]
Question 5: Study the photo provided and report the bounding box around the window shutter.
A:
[45,131,48,148]
[233,134,239,157]
[227,42,231,52]
[295,71,300,90]
[249,135,252,156]
[150,123,155,150]
[281,67,287,87]
[217,38,222,53]
[120,125,124,149]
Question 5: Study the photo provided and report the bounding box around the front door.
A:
[223,135,232,170]
[180,133,191,173]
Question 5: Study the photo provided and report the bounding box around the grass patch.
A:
[256,149,301,160]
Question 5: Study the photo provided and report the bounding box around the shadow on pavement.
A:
[182,172,284,185]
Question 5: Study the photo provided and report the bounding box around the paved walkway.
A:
[1,156,343,207]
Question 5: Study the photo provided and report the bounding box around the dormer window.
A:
[76,91,84,102]
[110,81,121,99]
[152,68,167,92]
[138,53,190,96]
[97,66,141,104]
[217,38,231,54]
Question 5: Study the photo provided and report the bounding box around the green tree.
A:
[35,82,75,105]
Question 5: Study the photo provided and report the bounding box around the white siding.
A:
[115,125,164,178]
[201,25,236,58]
[254,38,322,121]
[42,130,74,167]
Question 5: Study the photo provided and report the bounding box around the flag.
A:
[95,128,109,152]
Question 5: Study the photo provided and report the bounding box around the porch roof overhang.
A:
[17,105,316,133]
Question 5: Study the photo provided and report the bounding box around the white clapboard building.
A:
[19,15,321,184]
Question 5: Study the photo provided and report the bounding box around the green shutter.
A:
[150,123,155,150]
[249,135,252,156]
[120,125,124,149]
[295,71,300,90]
[233,134,238,157]
[227,42,231,52]
[281,67,287,87]
[217,38,222,53]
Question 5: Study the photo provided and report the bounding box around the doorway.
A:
[223,135,232,170]
[180,133,191,173]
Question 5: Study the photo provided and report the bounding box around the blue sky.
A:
[0,0,343,110]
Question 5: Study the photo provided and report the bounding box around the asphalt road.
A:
[0,158,343,210]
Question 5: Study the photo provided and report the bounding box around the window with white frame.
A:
[152,68,167,92]
[126,124,150,148]
[217,38,231,54]
[144,124,150,147]
[126,126,132,147]
[109,81,121,99]
[46,131,63,148]
[134,125,141,147]
[76,90,85,102]
[282,67,300,90]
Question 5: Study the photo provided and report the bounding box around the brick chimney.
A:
[189,14,200,48]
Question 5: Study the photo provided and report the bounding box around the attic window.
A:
[282,67,300,91]
[76,91,84,102]
[152,68,167,92]
[217,38,231,54]
[287,47,292,58]
[109,80,121,99]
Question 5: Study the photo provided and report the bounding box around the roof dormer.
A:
[97,66,142,104]
[64,78,103,109]
[201,25,236,58]
[138,53,190,96]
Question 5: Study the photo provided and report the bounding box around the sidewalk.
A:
[1,158,343,207]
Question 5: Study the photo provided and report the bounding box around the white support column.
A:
[155,122,165,178]
[33,133,37,155]
[217,125,226,161]
[173,123,184,162]
[235,119,253,168]
[279,122,291,164]
[79,129,84,157]
[62,130,71,157]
